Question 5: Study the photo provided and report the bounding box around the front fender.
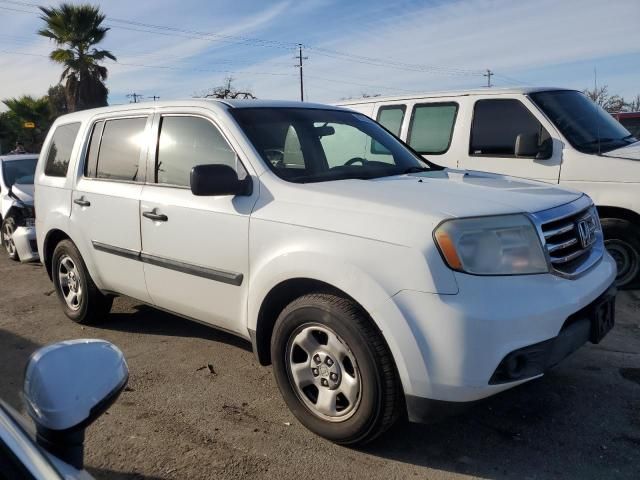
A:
[247,249,429,397]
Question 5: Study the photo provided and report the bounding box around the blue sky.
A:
[0,0,639,107]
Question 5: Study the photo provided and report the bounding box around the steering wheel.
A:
[344,157,368,166]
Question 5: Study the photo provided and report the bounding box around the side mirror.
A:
[190,164,252,197]
[23,339,129,469]
[515,133,553,159]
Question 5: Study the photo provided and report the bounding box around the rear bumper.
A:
[13,226,39,262]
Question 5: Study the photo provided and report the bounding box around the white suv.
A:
[35,100,616,444]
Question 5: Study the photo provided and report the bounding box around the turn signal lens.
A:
[434,230,462,270]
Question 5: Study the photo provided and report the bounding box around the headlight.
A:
[434,214,549,275]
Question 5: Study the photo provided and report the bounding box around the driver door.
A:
[458,97,562,183]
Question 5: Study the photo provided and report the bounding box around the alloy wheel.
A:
[58,255,83,311]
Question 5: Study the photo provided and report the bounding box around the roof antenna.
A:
[594,67,601,155]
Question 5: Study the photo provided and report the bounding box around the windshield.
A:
[230,108,431,183]
[2,158,37,187]
[530,90,637,154]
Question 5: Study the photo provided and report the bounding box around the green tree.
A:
[38,3,116,112]
[47,83,69,118]
[1,96,52,153]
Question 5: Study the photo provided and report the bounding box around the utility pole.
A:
[150,95,160,101]
[483,69,493,88]
[127,92,143,103]
[295,44,308,101]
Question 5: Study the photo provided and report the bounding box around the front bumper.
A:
[373,252,617,421]
[13,226,39,262]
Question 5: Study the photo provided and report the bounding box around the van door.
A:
[139,112,255,335]
[70,114,152,302]
[458,97,562,182]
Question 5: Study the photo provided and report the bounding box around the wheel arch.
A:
[253,277,360,366]
[596,205,640,226]
[42,229,71,279]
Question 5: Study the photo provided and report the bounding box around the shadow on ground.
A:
[360,360,640,479]
[93,303,253,353]
[0,329,41,409]
[89,468,168,480]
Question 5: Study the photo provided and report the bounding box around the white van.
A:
[338,88,640,287]
[35,99,615,444]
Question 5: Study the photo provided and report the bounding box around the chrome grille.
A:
[533,197,604,278]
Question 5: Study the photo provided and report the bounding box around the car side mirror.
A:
[23,339,129,469]
[190,164,252,196]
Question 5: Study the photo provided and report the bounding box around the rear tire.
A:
[271,293,402,445]
[601,218,640,289]
[52,240,113,324]
[1,217,20,261]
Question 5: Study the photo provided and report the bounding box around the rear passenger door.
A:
[139,111,256,335]
[459,97,561,182]
[70,113,153,302]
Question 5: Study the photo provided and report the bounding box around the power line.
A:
[1,0,482,79]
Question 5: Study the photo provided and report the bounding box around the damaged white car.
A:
[0,154,39,262]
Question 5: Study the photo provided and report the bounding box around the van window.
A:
[44,122,81,177]
[156,116,237,187]
[95,117,147,181]
[470,99,550,157]
[376,105,406,136]
[408,103,458,154]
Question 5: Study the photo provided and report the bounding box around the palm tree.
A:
[2,95,52,152]
[38,3,116,112]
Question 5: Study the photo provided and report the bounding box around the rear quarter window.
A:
[44,122,81,177]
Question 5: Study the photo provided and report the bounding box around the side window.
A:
[408,103,458,154]
[84,121,104,177]
[95,117,147,181]
[44,122,81,177]
[376,105,406,136]
[470,99,550,157]
[156,116,237,187]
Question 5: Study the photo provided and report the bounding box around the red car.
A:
[612,111,640,138]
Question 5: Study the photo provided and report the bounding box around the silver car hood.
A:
[11,183,34,204]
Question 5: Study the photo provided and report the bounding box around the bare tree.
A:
[627,94,640,112]
[584,85,627,113]
[194,77,256,99]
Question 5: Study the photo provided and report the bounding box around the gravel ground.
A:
[1,254,639,480]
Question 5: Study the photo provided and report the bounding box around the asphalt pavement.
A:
[1,254,639,479]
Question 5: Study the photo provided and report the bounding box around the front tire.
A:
[271,293,402,445]
[52,240,113,324]
[602,218,640,289]
[1,217,19,261]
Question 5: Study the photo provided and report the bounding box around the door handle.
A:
[142,210,168,222]
[73,197,91,207]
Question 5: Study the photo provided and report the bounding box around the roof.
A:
[336,86,579,105]
[0,154,39,162]
[51,98,351,124]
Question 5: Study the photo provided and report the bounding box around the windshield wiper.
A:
[401,166,430,174]
[579,137,617,146]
